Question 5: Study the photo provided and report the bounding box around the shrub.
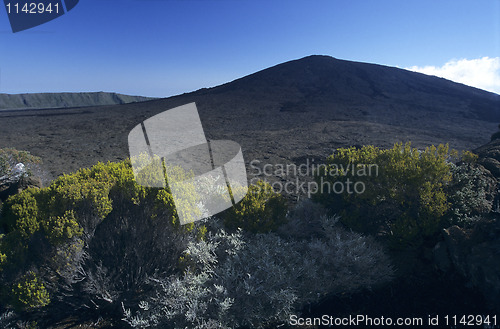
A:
[11,271,50,311]
[0,311,38,329]
[460,150,478,164]
[0,160,203,318]
[124,211,393,329]
[221,180,287,233]
[0,148,41,178]
[277,198,328,239]
[0,249,6,269]
[5,190,39,238]
[313,143,453,247]
[447,162,493,225]
[41,210,83,244]
[0,310,16,328]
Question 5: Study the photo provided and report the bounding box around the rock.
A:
[476,137,500,178]
[442,226,469,264]
[438,133,500,310]
[490,124,500,141]
[438,221,500,311]
[479,157,500,177]
[18,175,42,192]
[0,181,18,201]
[0,164,42,201]
[433,241,451,272]
[0,182,11,200]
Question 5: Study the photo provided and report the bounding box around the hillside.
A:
[1,55,500,328]
[0,92,155,110]
[0,55,499,182]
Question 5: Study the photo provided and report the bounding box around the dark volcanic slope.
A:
[0,55,499,183]
[0,92,155,110]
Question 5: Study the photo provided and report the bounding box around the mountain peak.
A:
[208,55,499,121]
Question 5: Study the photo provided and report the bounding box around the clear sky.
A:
[1,0,499,97]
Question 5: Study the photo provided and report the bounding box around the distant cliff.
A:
[0,92,156,109]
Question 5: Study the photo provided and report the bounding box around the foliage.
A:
[124,209,393,329]
[0,159,203,317]
[0,148,41,177]
[0,310,16,327]
[0,149,411,327]
[132,152,203,226]
[5,190,39,238]
[313,143,454,247]
[221,180,287,233]
[447,162,493,225]
[0,248,6,269]
[41,210,83,244]
[460,150,478,164]
[0,310,38,329]
[11,271,50,311]
[277,198,328,239]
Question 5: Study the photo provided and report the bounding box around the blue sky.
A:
[0,0,499,97]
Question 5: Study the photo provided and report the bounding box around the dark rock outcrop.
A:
[476,127,500,177]
[433,134,500,311]
[436,222,500,311]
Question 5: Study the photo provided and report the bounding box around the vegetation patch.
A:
[313,143,488,248]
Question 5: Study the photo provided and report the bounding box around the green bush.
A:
[221,180,287,233]
[1,162,125,245]
[0,248,6,270]
[1,160,190,240]
[0,159,204,314]
[11,271,50,311]
[460,150,478,164]
[313,143,453,248]
[5,190,40,238]
[42,210,83,244]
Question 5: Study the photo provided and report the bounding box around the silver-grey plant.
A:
[123,201,393,329]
